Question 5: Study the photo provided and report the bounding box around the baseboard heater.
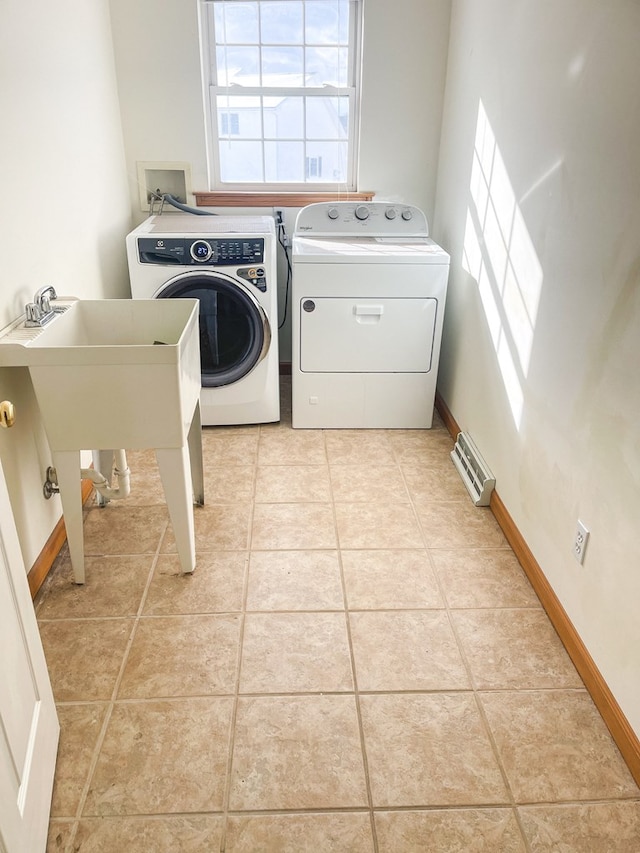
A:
[451,432,495,506]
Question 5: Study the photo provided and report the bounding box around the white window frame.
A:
[199,0,363,192]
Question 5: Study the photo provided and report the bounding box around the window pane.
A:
[217,95,263,139]
[216,46,260,86]
[207,0,360,186]
[265,141,304,181]
[306,97,349,139]
[219,140,264,182]
[305,0,349,45]
[262,46,304,86]
[263,96,304,138]
[305,46,347,87]
[215,2,259,44]
[260,1,303,44]
[305,140,348,182]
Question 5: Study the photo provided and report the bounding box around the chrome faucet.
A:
[25,285,58,327]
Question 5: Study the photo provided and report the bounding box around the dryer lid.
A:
[292,235,450,265]
[129,214,276,237]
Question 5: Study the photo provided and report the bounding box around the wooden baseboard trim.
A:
[435,390,459,437]
[490,491,640,784]
[434,392,640,786]
[28,479,94,599]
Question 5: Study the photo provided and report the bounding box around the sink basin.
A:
[23,299,201,450]
[28,298,194,357]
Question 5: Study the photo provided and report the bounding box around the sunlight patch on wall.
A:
[462,101,543,428]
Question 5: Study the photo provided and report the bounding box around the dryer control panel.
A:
[137,237,265,267]
[294,202,428,238]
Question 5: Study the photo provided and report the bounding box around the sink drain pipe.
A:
[44,450,131,503]
[82,449,131,503]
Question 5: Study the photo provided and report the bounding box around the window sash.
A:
[201,0,362,191]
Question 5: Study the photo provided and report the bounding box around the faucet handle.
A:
[25,302,43,324]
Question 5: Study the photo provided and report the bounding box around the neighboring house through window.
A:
[199,0,362,190]
[220,112,240,135]
[305,155,322,178]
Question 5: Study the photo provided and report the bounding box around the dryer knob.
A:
[401,209,413,221]
[354,205,370,221]
[385,207,397,220]
[327,207,340,220]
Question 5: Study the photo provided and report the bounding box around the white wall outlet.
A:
[573,519,590,564]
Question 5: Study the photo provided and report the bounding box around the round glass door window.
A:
[158,273,268,387]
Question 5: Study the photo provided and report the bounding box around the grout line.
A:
[327,429,380,853]
[218,461,255,853]
[430,545,533,851]
[64,521,169,853]
[404,450,532,850]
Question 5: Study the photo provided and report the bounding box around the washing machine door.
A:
[157,271,271,387]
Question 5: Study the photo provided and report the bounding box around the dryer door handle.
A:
[354,304,384,324]
[353,305,384,316]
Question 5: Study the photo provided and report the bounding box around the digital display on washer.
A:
[137,237,265,266]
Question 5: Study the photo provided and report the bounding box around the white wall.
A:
[108,0,208,210]
[358,0,451,224]
[0,0,131,569]
[433,0,640,734]
[108,0,452,359]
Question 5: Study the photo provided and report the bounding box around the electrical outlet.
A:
[274,208,284,226]
[573,519,590,565]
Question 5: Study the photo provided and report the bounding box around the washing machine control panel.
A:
[137,237,265,267]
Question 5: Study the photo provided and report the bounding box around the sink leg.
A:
[156,445,196,574]
[188,402,204,507]
[52,450,85,584]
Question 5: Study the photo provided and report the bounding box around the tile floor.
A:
[40,380,640,852]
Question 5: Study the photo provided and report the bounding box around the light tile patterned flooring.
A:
[40,380,640,852]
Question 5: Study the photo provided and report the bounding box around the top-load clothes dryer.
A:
[126,214,279,426]
[291,202,449,428]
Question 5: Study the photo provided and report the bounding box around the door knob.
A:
[0,400,15,428]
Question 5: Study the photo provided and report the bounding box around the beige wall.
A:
[0,0,131,568]
[433,0,640,734]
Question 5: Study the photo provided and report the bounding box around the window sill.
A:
[194,190,375,208]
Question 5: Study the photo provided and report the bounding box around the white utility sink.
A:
[25,298,201,450]
[0,298,204,583]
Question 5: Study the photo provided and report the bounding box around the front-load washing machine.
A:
[126,214,279,426]
[292,202,449,428]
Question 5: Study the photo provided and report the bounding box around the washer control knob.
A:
[401,208,413,221]
[354,205,370,220]
[385,207,397,220]
[302,300,316,312]
[327,207,340,220]
[190,240,212,262]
